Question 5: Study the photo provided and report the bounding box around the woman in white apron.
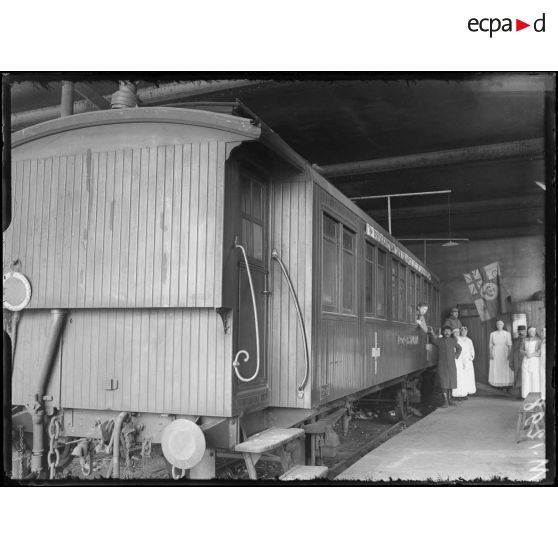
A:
[521,326,542,399]
[453,326,476,398]
[539,327,546,401]
[488,320,513,389]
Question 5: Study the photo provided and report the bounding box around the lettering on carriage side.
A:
[397,335,419,346]
[365,223,431,280]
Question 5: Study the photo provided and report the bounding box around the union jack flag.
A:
[464,262,511,321]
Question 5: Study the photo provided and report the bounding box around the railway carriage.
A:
[4,101,440,479]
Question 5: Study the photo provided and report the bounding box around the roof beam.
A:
[10,80,268,130]
[362,194,544,221]
[73,82,111,110]
[320,138,545,178]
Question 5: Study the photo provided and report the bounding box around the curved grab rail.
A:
[271,249,309,398]
[232,238,261,383]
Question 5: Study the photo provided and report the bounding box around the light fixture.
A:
[535,181,546,190]
[442,192,458,247]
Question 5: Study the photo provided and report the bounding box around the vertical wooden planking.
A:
[188,144,200,306]
[127,149,140,306]
[145,147,157,307]
[8,143,225,309]
[170,145,183,306]
[119,150,132,306]
[160,145,175,308]
[69,156,83,305]
[178,145,192,306]
[110,151,124,306]
[153,147,165,307]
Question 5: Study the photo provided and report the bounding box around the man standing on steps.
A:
[430,325,462,408]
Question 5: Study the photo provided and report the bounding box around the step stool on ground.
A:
[234,427,328,480]
[516,392,545,443]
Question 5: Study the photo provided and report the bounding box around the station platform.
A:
[336,395,546,482]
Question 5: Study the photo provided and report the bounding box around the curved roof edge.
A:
[11,107,261,148]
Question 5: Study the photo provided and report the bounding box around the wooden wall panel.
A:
[4,142,227,309]
[268,180,314,408]
[11,309,233,417]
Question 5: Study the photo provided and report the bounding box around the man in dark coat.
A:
[511,325,527,399]
[430,324,462,407]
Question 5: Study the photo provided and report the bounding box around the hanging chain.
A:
[122,432,132,479]
[47,416,61,480]
[141,438,152,478]
[14,425,25,479]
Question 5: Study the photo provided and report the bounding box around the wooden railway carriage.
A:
[4,103,440,479]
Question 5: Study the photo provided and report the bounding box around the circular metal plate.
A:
[3,272,32,311]
[161,419,206,470]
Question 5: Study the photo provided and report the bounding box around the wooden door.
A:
[234,169,269,404]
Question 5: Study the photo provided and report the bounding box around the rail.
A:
[271,249,310,398]
[232,238,261,383]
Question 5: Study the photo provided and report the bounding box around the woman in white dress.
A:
[540,328,546,400]
[488,320,513,390]
[521,326,542,399]
[451,328,467,398]
[453,326,476,399]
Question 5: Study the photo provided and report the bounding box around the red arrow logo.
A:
[516,19,530,31]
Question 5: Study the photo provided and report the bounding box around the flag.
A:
[463,262,512,321]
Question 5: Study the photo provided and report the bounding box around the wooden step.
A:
[279,465,329,481]
[235,427,305,454]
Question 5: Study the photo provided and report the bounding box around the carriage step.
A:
[279,465,329,481]
[235,427,305,454]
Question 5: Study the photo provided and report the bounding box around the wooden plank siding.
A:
[312,185,432,406]
[11,308,233,416]
[4,142,227,309]
[268,179,314,408]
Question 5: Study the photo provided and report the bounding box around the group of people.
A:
[417,305,546,408]
[490,321,546,400]
[417,305,476,408]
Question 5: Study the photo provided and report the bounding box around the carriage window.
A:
[322,214,356,314]
[377,250,386,317]
[398,262,406,322]
[365,242,375,316]
[240,173,265,261]
[414,272,420,316]
[407,270,414,323]
[342,229,356,313]
[322,214,339,311]
[390,261,398,320]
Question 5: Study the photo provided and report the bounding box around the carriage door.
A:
[235,169,269,406]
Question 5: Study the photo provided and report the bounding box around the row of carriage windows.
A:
[322,212,439,325]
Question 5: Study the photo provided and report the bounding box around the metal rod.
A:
[387,196,392,235]
[350,189,452,201]
[397,238,469,241]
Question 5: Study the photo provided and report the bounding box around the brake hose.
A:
[271,249,309,398]
[233,238,261,382]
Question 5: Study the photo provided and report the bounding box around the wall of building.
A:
[406,235,545,322]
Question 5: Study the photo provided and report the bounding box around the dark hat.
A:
[517,325,527,331]
[451,307,459,312]
[442,325,452,332]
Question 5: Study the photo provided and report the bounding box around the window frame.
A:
[321,211,358,316]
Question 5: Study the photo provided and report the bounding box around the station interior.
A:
[5,74,553,483]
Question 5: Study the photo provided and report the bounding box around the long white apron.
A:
[521,338,541,399]
[488,330,513,387]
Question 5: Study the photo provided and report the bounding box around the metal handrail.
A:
[232,238,261,383]
[271,249,309,398]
